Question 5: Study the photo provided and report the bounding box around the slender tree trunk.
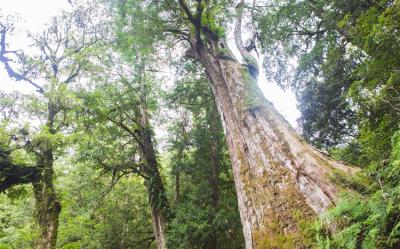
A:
[209,105,220,211]
[175,147,182,204]
[189,40,358,248]
[175,115,189,205]
[149,205,167,249]
[32,149,61,249]
[205,105,220,249]
[138,96,169,249]
[141,129,168,249]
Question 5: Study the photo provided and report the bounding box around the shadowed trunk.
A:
[32,106,61,249]
[0,150,38,192]
[32,148,61,249]
[174,115,189,205]
[175,147,183,204]
[206,105,220,249]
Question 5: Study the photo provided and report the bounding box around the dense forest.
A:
[0,0,399,248]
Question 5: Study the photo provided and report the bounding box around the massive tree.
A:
[0,7,98,248]
[115,0,358,247]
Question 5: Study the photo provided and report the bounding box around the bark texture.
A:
[32,106,61,249]
[179,2,358,245]
[33,149,61,249]
[196,42,357,248]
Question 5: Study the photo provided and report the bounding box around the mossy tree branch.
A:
[0,148,39,192]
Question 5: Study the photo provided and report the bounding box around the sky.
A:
[0,0,72,94]
[0,0,301,127]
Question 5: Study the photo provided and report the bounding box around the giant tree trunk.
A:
[32,149,61,249]
[188,39,358,248]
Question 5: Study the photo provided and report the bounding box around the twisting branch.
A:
[105,115,146,151]
[234,0,259,79]
[178,0,196,23]
[0,28,45,94]
[0,148,39,192]
[178,0,204,46]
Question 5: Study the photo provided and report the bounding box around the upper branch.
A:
[0,28,45,94]
[178,0,196,23]
[234,0,259,78]
[178,0,204,46]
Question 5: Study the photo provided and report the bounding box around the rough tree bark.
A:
[31,105,61,249]
[32,148,61,249]
[178,1,358,248]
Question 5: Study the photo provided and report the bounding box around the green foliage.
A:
[56,162,155,249]
[257,0,400,153]
[165,60,244,248]
[0,192,37,248]
[314,131,400,248]
[3,0,400,248]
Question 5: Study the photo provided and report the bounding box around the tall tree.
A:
[78,53,169,249]
[0,7,98,248]
[115,1,358,247]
